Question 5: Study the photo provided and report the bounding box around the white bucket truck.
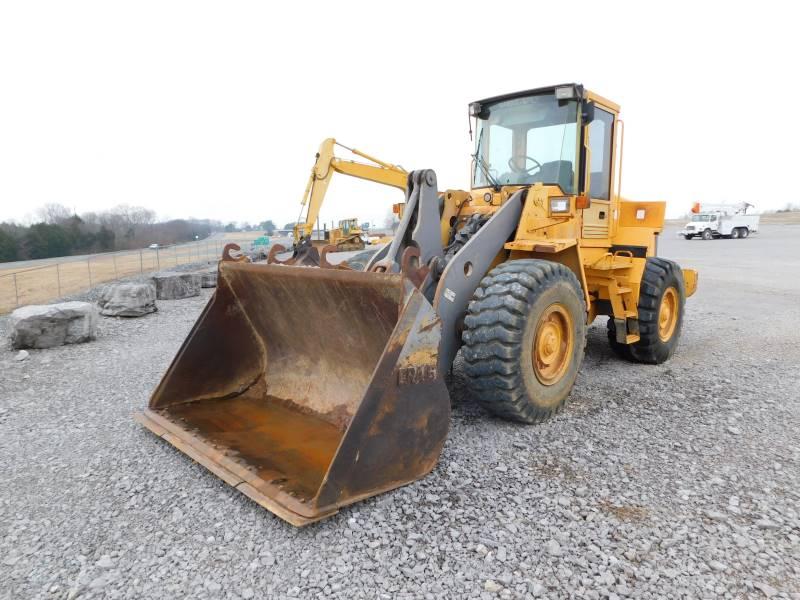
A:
[680,202,759,240]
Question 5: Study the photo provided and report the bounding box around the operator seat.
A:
[535,160,574,192]
[498,160,574,191]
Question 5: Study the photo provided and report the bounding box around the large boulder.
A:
[9,302,98,349]
[97,283,157,317]
[150,272,201,300]
[197,269,217,288]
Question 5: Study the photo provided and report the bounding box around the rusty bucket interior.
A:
[136,261,450,526]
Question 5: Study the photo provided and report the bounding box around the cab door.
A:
[581,107,615,239]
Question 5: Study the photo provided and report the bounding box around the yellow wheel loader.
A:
[136,83,698,526]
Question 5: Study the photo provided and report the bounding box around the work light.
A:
[550,197,570,214]
[555,85,576,100]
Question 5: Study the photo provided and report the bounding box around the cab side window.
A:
[588,107,614,200]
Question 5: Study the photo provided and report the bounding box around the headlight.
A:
[549,197,570,214]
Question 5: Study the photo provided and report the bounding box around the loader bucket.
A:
[135,261,450,526]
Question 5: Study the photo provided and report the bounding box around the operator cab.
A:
[470,83,617,201]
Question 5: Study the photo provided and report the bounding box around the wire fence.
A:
[0,238,257,315]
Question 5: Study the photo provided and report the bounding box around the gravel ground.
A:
[1,226,798,599]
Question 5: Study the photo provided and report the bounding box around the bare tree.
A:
[93,205,157,247]
[127,206,156,227]
[81,211,99,225]
[36,203,71,224]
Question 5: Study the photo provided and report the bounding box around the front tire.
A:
[462,260,587,424]
[683,234,693,240]
[701,229,713,240]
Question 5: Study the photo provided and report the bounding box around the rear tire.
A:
[740,227,749,238]
[729,228,740,239]
[462,260,587,424]
[620,257,686,364]
[444,214,489,261]
[701,229,712,240]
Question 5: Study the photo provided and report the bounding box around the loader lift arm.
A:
[294,138,408,245]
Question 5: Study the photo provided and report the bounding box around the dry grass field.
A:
[760,210,800,224]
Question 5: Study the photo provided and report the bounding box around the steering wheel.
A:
[508,155,541,175]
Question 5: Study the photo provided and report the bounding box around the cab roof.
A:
[472,83,620,114]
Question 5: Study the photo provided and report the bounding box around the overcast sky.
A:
[1,1,796,229]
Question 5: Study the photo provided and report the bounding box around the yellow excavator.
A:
[137,83,698,526]
[284,138,407,264]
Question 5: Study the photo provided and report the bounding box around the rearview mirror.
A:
[469,102,490,120]
[582,100,595,124]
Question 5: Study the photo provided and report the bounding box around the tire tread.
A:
[462,259,586,424]
[607,257,685,364]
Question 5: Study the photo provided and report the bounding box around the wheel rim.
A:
[532,303,574,385]
[658,287,679,342]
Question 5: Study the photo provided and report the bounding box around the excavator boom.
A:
[294,138,408,244]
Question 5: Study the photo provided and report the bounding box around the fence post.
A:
[56,263,62,297]
[156,248,160,271]
[87,258,93,289]
[113,255,118,278]
[139,250,143,273]
[13,272,19,307]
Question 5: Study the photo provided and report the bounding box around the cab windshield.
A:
[472,92,579,192]
[690,214,716,222]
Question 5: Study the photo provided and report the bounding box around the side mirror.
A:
[582,100,595,124]
[469,102,491,120]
